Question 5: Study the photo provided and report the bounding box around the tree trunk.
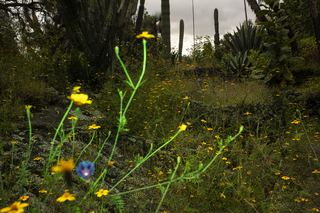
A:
[305,0,320,58]
[246,0,268,23]
[246,0,274,36]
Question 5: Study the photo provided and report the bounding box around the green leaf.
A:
[250,49,260,56]
[299,190,311,196]
[282,36,296,47]
[256,32,269,38]
[287,57,304,63]
[229,55,238,69]
[267,37,278,43]
[263,77,273,84]
[282,22,289,28]
[257,22,275,28]
[74,206,81,213]
[273,0,281,9]
[255,68,265,73]
[276,16,288,23]
[257,10,270,16]
[279,29,289,36]
[252,74,265,79]
[281,46,291,52]
[279,54,288,62]
[283,68,293,80]
[240,51,248,64]
[264,42,277,47]
[124,80,134,88]
[264,0,272,4]
[248,57,256,64]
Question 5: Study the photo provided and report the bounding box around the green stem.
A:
[199,126,243,174]
[155,157,181,213]
[71,119,77,158]
[45,101,73,175]
[115,47,134,88]
[122,39,148,118]
[100,196,104,213]
[93,131,111,164]
[103,38,149,189]
[9,145,15,176]
[75,131,96,165]
[109,130,181,193]
[296,109,318,160]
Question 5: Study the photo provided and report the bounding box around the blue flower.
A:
[76,161,94,181]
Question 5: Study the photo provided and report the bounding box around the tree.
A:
[246,0,298,55]
[281,0,314,39]
[56,0,139,73]
[305,0,320,56]
[0,10,19,57]
[246,0,268,23]
[0,0,69,57]
[269,0,298,54]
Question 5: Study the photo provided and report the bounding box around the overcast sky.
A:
[142,0,257,55]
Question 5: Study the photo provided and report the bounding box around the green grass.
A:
[1,37,320,213]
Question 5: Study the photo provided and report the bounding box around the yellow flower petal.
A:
[25,105,32,110]
[179,124,187,131]
[68,94,92,106]
[73,86,81,93]
[51,158,74,173]
[56,192,75,202]
[136,31,155,39]
[0,202,29,213]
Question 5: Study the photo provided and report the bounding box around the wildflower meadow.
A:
[1,1,320,212]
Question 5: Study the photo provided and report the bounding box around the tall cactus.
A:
[178,19,184,62]
[135,0,145,34]
[161,0,171,59]
[56,0,138,73]
[214,8,220,46]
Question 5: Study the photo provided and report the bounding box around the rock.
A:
[285,90,303,100]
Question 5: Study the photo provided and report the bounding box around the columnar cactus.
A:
[135,0,145,34]
[56,0,139,73]
[214,8,220,47]
[178,19,184,62]
[161,0,171,59]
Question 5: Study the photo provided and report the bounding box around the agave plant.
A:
[222,22,265,55]
[222,51,251,78]
[222,23,265,78]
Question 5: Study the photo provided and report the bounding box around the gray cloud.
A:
[143,0,256,55]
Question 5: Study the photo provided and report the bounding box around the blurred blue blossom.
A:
[76,161,94,181]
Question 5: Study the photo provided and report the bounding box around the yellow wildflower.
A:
[51,158,74,173]
[136,31,155,39]
[179,124,187,131]
[56,192,75,202]
[72,86,81,93]
[68,94,92,106]
[0,202,29,213]
[88,124,101,130]
[96,189,109,197]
